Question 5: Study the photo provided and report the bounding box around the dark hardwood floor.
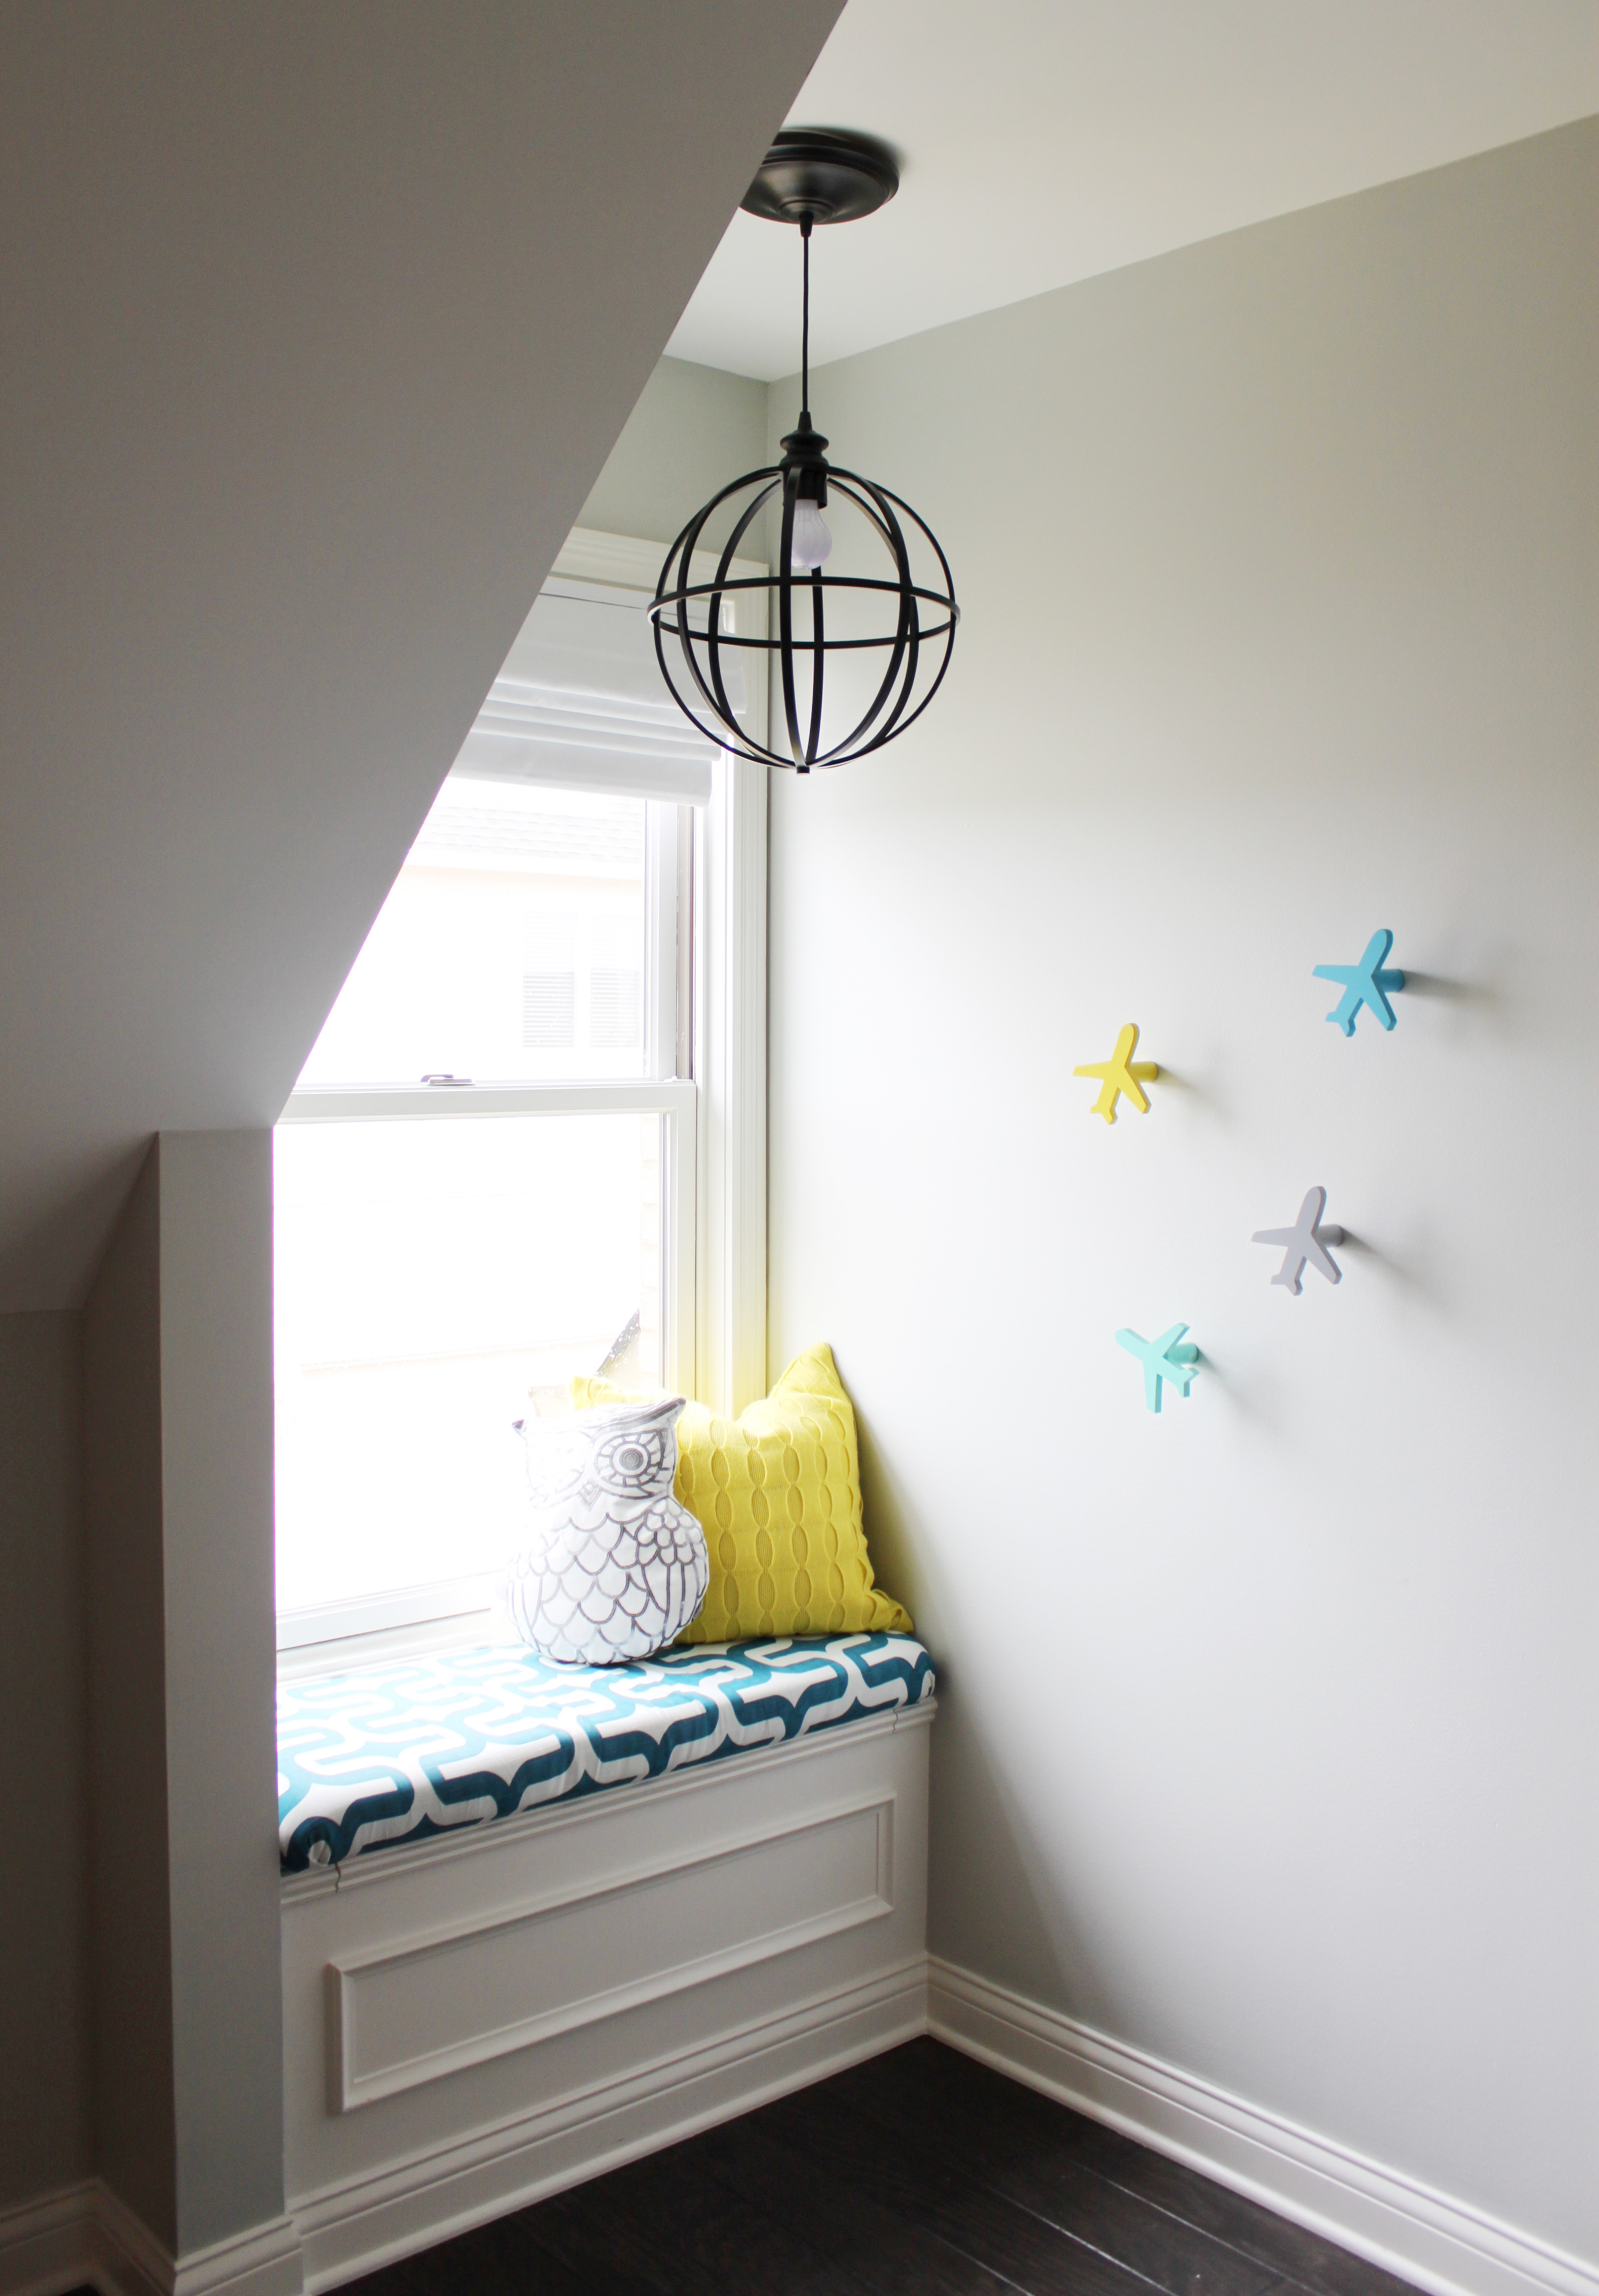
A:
[354,2038,1419,2296]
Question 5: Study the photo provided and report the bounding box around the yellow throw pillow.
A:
[567,1343,912,1644]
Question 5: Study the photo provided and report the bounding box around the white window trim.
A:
[273,526,767,1662]
[550,525,769,1424]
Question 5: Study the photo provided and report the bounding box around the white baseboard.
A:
[2,1964,924,2296]
[0,2185,98,2296]
[928,1957,1599,2296]
[13,1955,1594,2296]
[291,1955,929,2292]
[165,2220,300,2296]
[87,2186,166,2296]
[0,2187,301,2296]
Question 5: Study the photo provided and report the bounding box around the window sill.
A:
[275,1602,519,1682]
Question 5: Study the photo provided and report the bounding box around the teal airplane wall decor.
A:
[1313,928,1405,1035]
[1116,1323,1202,1413]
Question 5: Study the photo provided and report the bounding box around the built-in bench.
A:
[279,1632,936,2288]
[279,1631,935,1872]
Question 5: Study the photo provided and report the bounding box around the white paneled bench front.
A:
[279,1635,934,2291]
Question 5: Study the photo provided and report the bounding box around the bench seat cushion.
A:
[279,1631,934,1873]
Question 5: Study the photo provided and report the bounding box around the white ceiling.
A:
[668,0,1599,381]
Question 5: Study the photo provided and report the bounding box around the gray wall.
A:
[83,1149,175,2245]
[767,120,1598,2262]
[0,2,836,1313]
[157,1133,282,2255]
[578,355,769,549]
[8,37,1591,2274]
[0,1310,90,2211]
[0,330,775,2266]
[38,335,769,2243]
[81,1133,284,2254]
[0,0,835,2252]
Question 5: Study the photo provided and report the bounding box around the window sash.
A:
[272,524,767,1665]
[279,1077,694,1122]
[273,1081,696,1654]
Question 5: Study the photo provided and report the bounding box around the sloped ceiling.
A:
[0,2,840,1311]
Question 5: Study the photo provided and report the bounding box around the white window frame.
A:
[273,526,767,1667]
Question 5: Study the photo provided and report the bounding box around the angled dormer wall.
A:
[0,2,840,2263]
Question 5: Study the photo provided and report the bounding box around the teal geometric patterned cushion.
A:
[278,1631,935,1874]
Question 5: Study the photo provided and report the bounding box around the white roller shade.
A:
[451,575,754,807]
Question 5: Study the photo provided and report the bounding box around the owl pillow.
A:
[567,1344,913,1644]
[506,1397,708,1664]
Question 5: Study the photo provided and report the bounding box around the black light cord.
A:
[799,210,813,421]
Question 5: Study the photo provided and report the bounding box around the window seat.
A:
[278,1630,935,1873]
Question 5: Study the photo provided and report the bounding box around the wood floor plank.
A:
[773,2043,1285,2296]
[735,2092,1163,2296]
[519,2117,1020,2296]
[349,2210,613,2296]
[345,2033,1422,2296]
[866,2042,1418,2296]
[682,2112,1036,2295]
[518,2141,891,2296]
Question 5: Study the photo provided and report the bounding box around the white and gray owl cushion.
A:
[506,1398,708,1664]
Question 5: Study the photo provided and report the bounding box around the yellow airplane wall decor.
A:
[1073,1022,1159,1123]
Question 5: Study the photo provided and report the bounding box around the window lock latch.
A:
[420,1073,473,1087]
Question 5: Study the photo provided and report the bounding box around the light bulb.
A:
[789,499,833,571]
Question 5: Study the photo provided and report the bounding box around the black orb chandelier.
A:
[650,128,958,772]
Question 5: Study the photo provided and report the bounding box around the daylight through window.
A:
[273,563,719,1654]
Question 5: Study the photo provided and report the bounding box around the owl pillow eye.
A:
[593,1424,669,1496]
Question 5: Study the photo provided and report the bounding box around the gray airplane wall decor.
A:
[1252,1186,1345,1294]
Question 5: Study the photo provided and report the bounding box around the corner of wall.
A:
[82,1139,177,2253]
[0,1305,93,2213]
[155,1130,284,2259]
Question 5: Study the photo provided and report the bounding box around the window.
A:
[297,780,654,1087]
[274,530,768,1660]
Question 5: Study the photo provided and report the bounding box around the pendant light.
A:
[650,129,959,772]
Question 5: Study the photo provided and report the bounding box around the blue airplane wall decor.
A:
[1252,1185,1345,1293]
[1115,1323,1202,1413]
[1313,928,1406,1035]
